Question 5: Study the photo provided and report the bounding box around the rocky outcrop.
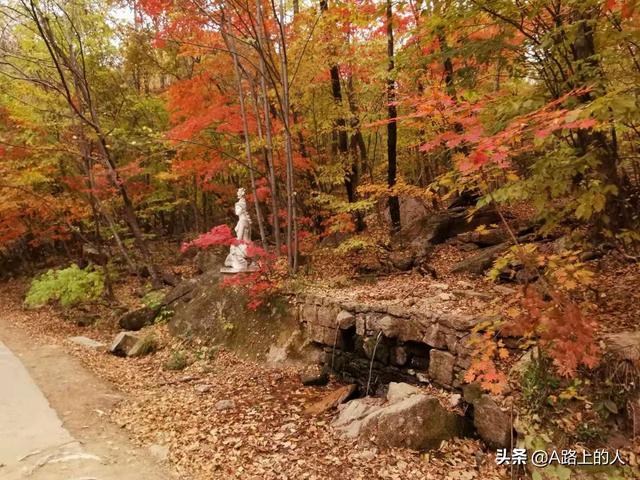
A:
[165,270,300,362]
[332,383,465,451]
[395,207,500,247]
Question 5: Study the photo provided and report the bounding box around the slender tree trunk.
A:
[272,0,297,269]
[572,11,625,227]
[386,0,401,233]
[256,0,283,254]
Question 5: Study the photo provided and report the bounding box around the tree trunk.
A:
[386,0,401,234]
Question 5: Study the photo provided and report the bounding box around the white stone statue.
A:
[221,188,258,273]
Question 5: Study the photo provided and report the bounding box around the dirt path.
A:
[0,319,175,480]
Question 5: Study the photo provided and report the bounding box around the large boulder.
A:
[396,207,501,247]
[193,247,225,273]
[361,394,464,450]
[333,393,464,451]
[472,395,512,448]
[167,270,299,362]
[386,382,421,404]
[118,306,158,331]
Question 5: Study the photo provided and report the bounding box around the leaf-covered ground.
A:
[0,280,508,480]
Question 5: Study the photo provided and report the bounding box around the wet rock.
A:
[109,332,140,357]
[473,395,512,448]
[118,306,158,331]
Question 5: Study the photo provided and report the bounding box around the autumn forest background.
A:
[1,0,640,478]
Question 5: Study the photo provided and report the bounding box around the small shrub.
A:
[154,306,174,324]
[142,290,164,310]
[522,355,560,411]
[134,334,158,356]
[164,350,188,370]
[25,264,104,309]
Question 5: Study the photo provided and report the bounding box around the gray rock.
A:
[194,248,224,273]
[162,278,198,306]
[451,243,510,275]
[334,394,464,451]
[449,394,462,408]
[394,206,500,246]
[215,399,236,411]
[82,243,108,265]
[118,306,158,331]
[389,250,415,271]
[195,385,212,394]
[473,395,512,448]
[69,336,105,349]
[109,332,140,357]
[333,398,384,439]
[429,350,456,386]
[336,310,356,329]
[493,285,516,295]
[437,292,453,301]
[391,346,408,366]
[386,382,421,404]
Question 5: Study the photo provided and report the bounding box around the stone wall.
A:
[297,294,483,391]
